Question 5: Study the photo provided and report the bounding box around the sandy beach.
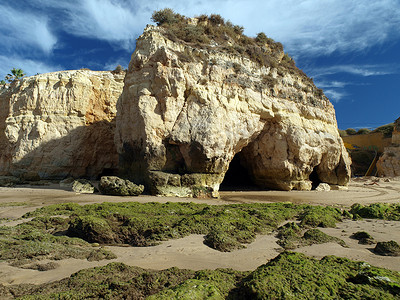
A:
[0,176,399,286]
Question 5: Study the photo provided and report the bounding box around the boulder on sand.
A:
[72,179,96,194]
[99,176,144,196]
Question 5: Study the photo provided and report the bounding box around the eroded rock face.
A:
[377,118,400,177]
[115,25,351,194]
[0,70,124,179]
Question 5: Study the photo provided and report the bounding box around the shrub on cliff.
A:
[357,128,371,135]
[151,10,288,67]
[345,128,357,135]
[372,123,394,138]
[151,8,179,25]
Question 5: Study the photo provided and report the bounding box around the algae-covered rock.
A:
[240,252,400,299]
[350,203,400,220]
[68,215,116,244]
[147,279,224,300]
[99,176,144,196]
[72,179,96,194]
[302,228,346,247]
[300,206,342,228]
[374,241,400,256]
[277,224,346,249]
[351,231,376,245]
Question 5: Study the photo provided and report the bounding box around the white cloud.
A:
[137,0,400,57]
[309,64,396,102]
[310,64,396,77]
[323,89,348,103]
[31,0,147,51]
[0,5,57,54]
[0,56,61,79]
[25,0,400,56]
[65,0,144,50]
[316,81,349,89]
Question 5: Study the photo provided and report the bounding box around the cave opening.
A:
[219,152,261,191]
[97,168,118,179]
[309,167,322,190]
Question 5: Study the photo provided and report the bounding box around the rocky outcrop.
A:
[72,179,96,194]
[377,117,400,177]
[115,22,351,195]
[0,70,124,179]
[99,176,144,196]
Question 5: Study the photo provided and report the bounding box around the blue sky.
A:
[1,0,399,130]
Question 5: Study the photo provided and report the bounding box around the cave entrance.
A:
[309,167,322,190]
[97,168,118,179]
[219,152,260,191]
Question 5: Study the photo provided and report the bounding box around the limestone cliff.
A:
[115,18,351,196]
[377,118,400,177]
[0,70,124,179]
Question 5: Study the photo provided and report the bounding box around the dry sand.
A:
[0,177,399,285]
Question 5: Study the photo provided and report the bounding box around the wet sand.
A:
[0,177,399,285]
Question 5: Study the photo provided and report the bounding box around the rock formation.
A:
[0,70,124,179]
[115,17,351,196]
[377,118,400,176]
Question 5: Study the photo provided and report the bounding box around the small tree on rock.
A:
[112,65,124,73]
[5,68,26,82]
[151,8,177,26]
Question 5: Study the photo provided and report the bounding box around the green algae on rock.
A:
[0,216,116,266]
[239,252,400,299]
[2,252,400,299]
[374,241,400,257]
[351,231,376,245]
[22,202,347,252]
[350,203,400,220]
[277,223,346,250]
[99,176,144,196]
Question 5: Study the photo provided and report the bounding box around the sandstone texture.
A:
[0,70,124,179]
[115,21,351,195]
[377,118,400,177]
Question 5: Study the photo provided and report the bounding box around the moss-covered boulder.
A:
[374,241,400,256]
[99,176,144,196]
[351,231,376,245]
[68,216,117,244]
[239,252,400,299]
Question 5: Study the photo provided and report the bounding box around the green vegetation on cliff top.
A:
[148,9,327,103]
